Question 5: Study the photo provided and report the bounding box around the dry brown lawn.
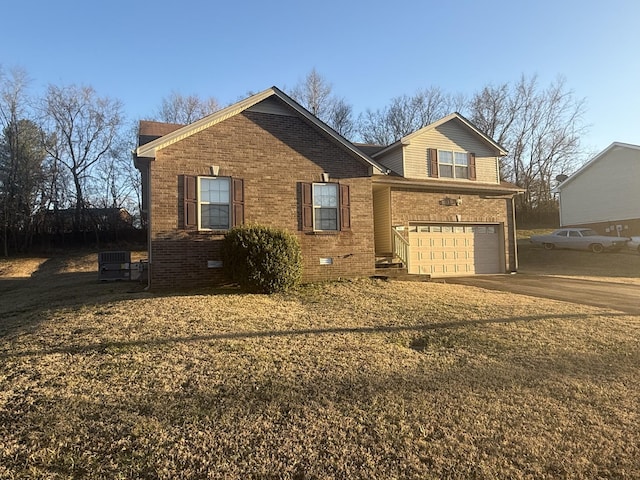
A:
[0,249,639,479]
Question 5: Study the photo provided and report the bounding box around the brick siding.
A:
[564,218,640,237]
[148,110,375,289]
[390,188,517,272]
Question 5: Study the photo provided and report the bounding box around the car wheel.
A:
[543,243,555,250]
[590,243,604,253]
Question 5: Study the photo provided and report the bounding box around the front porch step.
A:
[375,254,405,269]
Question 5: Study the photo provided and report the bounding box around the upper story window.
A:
[438,151,469,179]
[428,148,476,180]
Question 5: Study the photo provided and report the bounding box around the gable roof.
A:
[555,142,640,191]
[371,112,508,158]
[354,143,386,156]
[135,86,387,174]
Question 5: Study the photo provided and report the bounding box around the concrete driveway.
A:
[445,274,640,315]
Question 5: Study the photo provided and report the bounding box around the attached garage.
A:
[407,224,503,276]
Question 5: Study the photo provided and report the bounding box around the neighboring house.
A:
[134,87,522,289]
[555,142,640,236]
[43,207,133,233]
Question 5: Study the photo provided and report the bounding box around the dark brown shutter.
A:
[301,182,313,231]
[468,152,476,180]
[183,175,197,229]
[428,148,438,178]
[340,184,351,231]
[231,177,244,227]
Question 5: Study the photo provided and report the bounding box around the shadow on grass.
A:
[1,311,631,359]
[0,257,246,339]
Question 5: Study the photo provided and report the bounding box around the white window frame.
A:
[197,176,231,230]
[312,182,339,232]
[438,150,469,179]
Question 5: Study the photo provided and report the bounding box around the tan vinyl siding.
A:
[376,147,404,176]
[560,146,640,225]
[373,186,391,254]
[405,120,500,183]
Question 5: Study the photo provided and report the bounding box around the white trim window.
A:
[439,151,469,179]
[198,176,231,230]
[312,183,339,231]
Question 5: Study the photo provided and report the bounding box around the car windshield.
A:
[579,229,599,237]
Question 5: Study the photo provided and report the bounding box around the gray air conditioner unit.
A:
[98,251,131,281]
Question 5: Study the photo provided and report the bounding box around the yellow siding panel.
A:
[373,187,392,253]
[404,120,500,183]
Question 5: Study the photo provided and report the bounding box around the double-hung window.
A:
[182,175,244,230]
[428,148,476,180]
[438,151,454,178]
[313,183,339,231]
[438,151,469,179]
[300,182,350,232]
[454,152,469,178]
[199,177,230,230]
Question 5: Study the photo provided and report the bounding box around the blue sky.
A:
[2,0,639,157]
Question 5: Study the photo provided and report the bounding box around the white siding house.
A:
[556,142,640,236]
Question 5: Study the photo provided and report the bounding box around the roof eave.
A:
[372,176,524,194]
[555,141,640,191]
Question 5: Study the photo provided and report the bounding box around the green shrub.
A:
[221,225,302,293]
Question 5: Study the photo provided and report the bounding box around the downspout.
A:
[144,159,152,291]
[134,149,152,291]
[511,195,518,272]
[557,191,563,227]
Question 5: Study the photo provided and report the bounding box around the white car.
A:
[530,228,629,253]
[626,236,640,253]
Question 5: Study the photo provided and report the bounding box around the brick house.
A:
[134,87,522,289]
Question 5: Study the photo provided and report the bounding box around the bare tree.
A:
[467,75,587,221]
[155,91,219,124]
[42,84,124,235]
[289,69,356,139]
[290,68,333,118]
[357,109,397,145]
[326,97,355,138]
[358,86,457,144]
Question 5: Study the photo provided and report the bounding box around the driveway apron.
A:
[445,274,640,315]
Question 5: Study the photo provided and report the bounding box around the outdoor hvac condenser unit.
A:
[98,251,131,281]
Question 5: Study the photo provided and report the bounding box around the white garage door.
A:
[407,224,502,276]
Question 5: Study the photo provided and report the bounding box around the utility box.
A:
[130,259,149,282]
[98,251,131,281]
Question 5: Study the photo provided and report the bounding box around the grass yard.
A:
[0,251,639,478]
